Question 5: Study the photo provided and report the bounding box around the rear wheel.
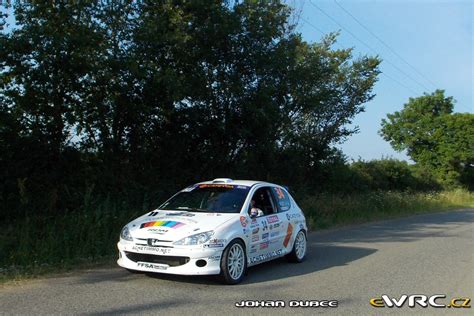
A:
[286,230,307,263]
[219,239,247,284]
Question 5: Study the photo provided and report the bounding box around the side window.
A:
[249,187,277,216]
[271,187,291,212]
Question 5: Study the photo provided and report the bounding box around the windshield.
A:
[158,184,250,213]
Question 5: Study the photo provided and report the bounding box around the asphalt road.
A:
[1,209,473,315]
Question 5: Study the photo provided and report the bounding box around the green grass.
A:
[1,189,472,282]
[300,189,474,230]
[0,198,142,283]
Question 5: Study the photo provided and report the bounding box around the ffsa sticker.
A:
[137,262,168,270]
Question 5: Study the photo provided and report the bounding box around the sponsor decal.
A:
[140,221,185,229]
[270,231,279,238]
[148,211,160,216]
[283,223,293,247]
[199,184,234,189]
[137,261,168,270]
[370,295,471,309]
[250,219,259,229]
[204,243,224,248]
[151,215,198,224]
[273,223,280,229]
[203,238,226,249]
[262,233,269,240]
[286,213,301,221]
[267,215,279,224]
[250,248,257,254]
[252,234,259,242]
[235,300,338,308]
[273,187,291,211]
[240,216,249,227]
[249,249,283,264]
[132,245,171,255]
[252,227,259,234]
[279,201,290,210]
[147,228,169,234]
[260,242,269,250]
[165,211,195,217]
[208,255,222,262]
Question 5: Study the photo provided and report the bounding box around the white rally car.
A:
[117,178,307,284]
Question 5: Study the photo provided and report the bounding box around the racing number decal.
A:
[275,187,285,199]
[283,223,293,247]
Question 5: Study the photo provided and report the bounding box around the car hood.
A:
[128,209,237,241]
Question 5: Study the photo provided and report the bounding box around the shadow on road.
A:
[85,298,186,315]
[141,243,376,285]
[244,244,376,284]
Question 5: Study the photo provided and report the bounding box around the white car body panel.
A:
[117,180,307,275]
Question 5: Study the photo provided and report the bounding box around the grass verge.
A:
[300,189,474,230]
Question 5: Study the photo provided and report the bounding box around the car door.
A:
[247,187,284,262]
[270,186,294,253]
[247,187,268,260]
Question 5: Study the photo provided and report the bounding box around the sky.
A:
[292,0,473,161]
[1,1,472,162]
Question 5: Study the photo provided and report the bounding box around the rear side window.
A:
[272,187,291,212]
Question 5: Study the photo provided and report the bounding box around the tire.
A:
[219,239,247,285]
[286,230,307,263]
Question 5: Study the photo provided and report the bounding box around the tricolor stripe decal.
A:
[140,221,185,229]
[283,223,293,247]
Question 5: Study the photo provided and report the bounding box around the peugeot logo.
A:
[148,239,161,246]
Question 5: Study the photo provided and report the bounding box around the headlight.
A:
[173,231,214,246]
[120,226,133,241]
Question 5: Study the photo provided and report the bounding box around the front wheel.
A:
[219,239,247,284]
[286,230,307,263]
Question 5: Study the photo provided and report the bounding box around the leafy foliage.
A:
[380,90,474,187]
[0,1,380,220]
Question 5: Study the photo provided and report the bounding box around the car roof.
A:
[197,179,280,188]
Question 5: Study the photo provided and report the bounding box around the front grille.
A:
[125,252,190,267]
[134,238,173,247]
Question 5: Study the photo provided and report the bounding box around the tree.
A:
[0,2,104,213]
[380,90,474,187]
[1,1,381,218]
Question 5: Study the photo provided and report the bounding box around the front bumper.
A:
[117,241,222,275]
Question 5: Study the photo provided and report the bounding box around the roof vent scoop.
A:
[212,178,233,183]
